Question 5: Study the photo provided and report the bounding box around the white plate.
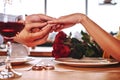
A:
[54,57,119,67]
[10,58,33,65]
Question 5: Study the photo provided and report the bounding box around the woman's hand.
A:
[48,13,85,32]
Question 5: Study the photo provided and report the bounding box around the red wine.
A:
[0,21,24,39]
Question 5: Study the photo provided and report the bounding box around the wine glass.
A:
[0,0,24,79]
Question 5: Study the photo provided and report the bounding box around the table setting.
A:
[1,30,120,80]
[1,56,118,80]
[1,54,120,80]
[0,0,120,79]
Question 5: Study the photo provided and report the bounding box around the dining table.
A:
[1,56,118,80]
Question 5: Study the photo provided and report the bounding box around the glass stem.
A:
[5,41,12,70]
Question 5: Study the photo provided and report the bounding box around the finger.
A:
[13,35,24,44]
[55,24,63,29]
[49,25,57,32]
[51,24,63,32]
[48,19,62,24]
[54,23,75,32]
[26,14,56,23]
[26,35,49,47]
[33,34,49,46]
[38,14,56,21]
[32,24,53,39]
[25,22,47,32]
[54,27,64,32]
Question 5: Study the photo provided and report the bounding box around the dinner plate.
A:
[54,57,119,67]
[10,57,34,65]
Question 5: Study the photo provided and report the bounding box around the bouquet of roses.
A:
[52,31,103,59]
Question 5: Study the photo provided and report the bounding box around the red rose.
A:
[54,31,67,44]
[52,44,70,58]
[52,31,71,58]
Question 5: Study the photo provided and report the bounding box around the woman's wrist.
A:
[78,13,87,24]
